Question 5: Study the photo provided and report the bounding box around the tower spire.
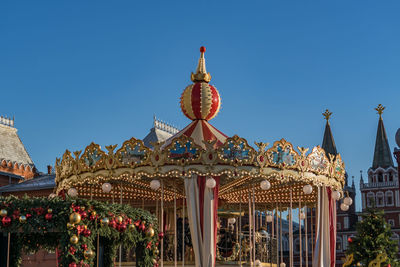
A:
[191,46,211,83]
[321,109,338,157]
[372,104,394,169]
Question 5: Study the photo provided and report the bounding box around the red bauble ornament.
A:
[109,220,117,229]
[119,223,127,232]
[347,237,352,243]
[2,216,11,226]
[68,263,77,267]
[80,211,87,219]
[26,213,32,219]
[200,46,206,53]
[387,264,391,267]
[81,244,88,250]
[83,229,91,237]
[139,223,146,232]
[45,213,53,220]
[158,232,164,239]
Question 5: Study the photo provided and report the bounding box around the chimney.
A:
[47,165,53,174]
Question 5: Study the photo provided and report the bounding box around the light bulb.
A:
[255,260,261,266]
[150,180,161,191]
[206,177,216,189]
[228,218,236,224]
[102,182,112,193]
[68,188,78,197]
[260,180,271,190]
[340,203,349,211]
[344,196,353,206]
[332,191,341,201]
[303,184,313,195]
[266,214,273,222]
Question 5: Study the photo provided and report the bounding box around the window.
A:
[388,219,395,227]
[344,217,349,229]
[378,173,383,183]
[389,172,394,182]
[377,192,384,207]
[367,192,375,207]
[336,237,343,251]
[386,191,394,206]
[295,239,300,253]
[337,222,341,230]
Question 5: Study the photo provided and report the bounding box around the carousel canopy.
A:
[54,47,345,209]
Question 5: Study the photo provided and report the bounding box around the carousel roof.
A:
[54,47,346,209]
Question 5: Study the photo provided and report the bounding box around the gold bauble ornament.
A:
[116,216,123,224]
[19,215,27,223]
[47,209,53,214]
[67,223,75,230]
[128,224,135,231]
[91,211,97,216]
[0,209,7,217]
[70,235,79,244]
[100,217,109,226]
[69,212,81,224]
[154,249,159,256]
[152,258,157,264]
[146,227,155,237]
[84,248,95,259]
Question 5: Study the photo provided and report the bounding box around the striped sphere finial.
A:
[180,82,221,121]
[181,47,221,121]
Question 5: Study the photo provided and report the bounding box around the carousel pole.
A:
[182,196,185,267]
[239,192,243,267]
[276,205,279,267]
[299,198,302,267]
[6,232,10,267]
[289,188,293,267]
[119,183,123,267]
[305,205,308,267]
[311,206,314,262]
[161,181,164,267]
[279,209,283,266]
[272,207,275,265]
[174,189,177,267]
[252,185,256,265]
[248,189,252,266]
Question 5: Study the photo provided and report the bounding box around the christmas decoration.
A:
[69,212,81,224]
[19,215,27,223]
[70,235,79,244]
[146,227,155,237]
[346,207,399,266]
[0,209,7,217]
[2,216,11,226]
[0,196,158,267]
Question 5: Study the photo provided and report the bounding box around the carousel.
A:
[55,47,349,267]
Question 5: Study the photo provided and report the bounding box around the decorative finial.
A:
[191,46,212,83]
[322,109,332,121]
[375,104,385,118]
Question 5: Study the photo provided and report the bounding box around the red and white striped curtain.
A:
[313,186,336,267]
[184,175,219,267]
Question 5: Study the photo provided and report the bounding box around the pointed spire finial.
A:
[191,46,212,83]
[322,109,332,121]
[375,104,385,118]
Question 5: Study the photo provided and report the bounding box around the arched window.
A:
[376,192,384,207]
[367,192,375,207]
[378,172,383,183]
[389,172,394,182]
[336,237,343,251]
[282,236,289,251]
[386,191,394,206]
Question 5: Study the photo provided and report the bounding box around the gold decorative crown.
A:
[191,46,212,83]
[322,109,332,121]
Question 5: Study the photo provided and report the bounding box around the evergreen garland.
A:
[0,196,159,267]
[346,206,399,266]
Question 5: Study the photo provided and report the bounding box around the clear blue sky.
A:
[1,1,400,211]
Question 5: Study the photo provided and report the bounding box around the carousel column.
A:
[161,181,164,267]
[174,189,177,267]
[182,196,185,267]
[239,192,243,267]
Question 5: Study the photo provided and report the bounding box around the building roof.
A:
[0,174,55,193]
[372,116,394,169]
[322,121,338,157]
[0,121,34,168]
[143,117,180,148]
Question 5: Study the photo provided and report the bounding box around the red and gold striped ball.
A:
[180,82,221,121]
